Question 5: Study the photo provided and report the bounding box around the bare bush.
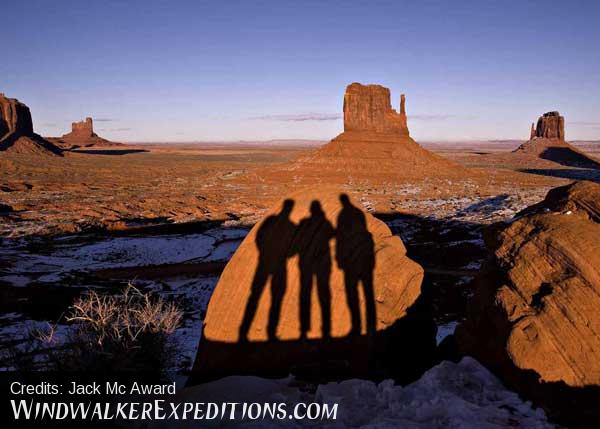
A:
[67,284,182,346]
[6,284,184,374]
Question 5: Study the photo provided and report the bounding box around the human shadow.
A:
[290,200,334,340]
[192,202,438,385]
[336,194,376,336]
[238,199,296,341]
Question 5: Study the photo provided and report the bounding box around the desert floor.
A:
[0,140,599,371]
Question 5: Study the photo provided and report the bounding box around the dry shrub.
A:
[34,284,183,374]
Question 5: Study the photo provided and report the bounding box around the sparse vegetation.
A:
[5,284,183,374]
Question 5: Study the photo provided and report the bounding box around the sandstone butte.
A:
[514,111,600,168]
[192,189,437,382]
[293,83,467,177]
[456,180,600,427]
[51,117,119,149]
[0,93,61,156]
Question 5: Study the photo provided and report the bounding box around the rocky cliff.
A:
[456,181,600,427]
[0,93,62,155]
[343,83,408,135]
[0,93,34,142]
[533,111,565,140]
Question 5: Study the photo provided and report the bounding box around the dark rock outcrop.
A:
[192,188,436,382]
[0,93,62,156]
[456,181,600,427]
[0,93,34,142]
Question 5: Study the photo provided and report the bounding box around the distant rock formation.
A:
[303,83,464,177]
[456,181,600,427]
[192,189,437,382]
[343,83,408,135]
[0,93,62,156]
[533,111,565,140]
[0,93,34,140]
[65,117,96,140]
[530,122,535,140]
[53,116,120,149]
[514,111,600,169]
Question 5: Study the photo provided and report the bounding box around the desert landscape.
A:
[2,83,600,427]
[3,1,600,428]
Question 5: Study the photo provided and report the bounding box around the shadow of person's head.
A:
[339,193,351,207]
[310,200,324,217]
[282,199,295,216]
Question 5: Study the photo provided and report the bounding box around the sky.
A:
[2,0,600,142]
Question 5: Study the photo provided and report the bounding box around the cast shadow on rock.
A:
[192,194,437,385]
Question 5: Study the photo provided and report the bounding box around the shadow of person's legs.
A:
[299,267,312,339]
[362,270,376,336]
[239,263,269,341]
[268,267,287,340]
[344,271,361,335]
[317,266,332,338]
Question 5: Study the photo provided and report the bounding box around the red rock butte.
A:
[0,93,61,155]
[530,111,565,140]
[53,116,119,148]
[516,111,600,168]
[65,117,97,140]
[301,82,464,176]
[0,93,34,141]
[343,83,408,135]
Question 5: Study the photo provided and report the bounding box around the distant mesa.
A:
[306,83,464,176]
[0,93,62,156]
[515,111,600,169]
[530,111,565,140]
[343,83,408,135]
[65,117,97,141]
[52,117,121,149]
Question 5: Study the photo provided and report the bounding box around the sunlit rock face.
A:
[343,83,408,135]
[457,180,600,427]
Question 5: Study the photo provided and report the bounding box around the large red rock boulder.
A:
[192,188,436,382]
[456,180,600,427]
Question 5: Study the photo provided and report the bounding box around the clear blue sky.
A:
[3,0,599,142]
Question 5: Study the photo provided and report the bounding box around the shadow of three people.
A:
[238,194,375,342]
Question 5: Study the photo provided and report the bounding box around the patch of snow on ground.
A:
[155,357,553,428]
[3,228,249,285]
[436,321,458,345]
